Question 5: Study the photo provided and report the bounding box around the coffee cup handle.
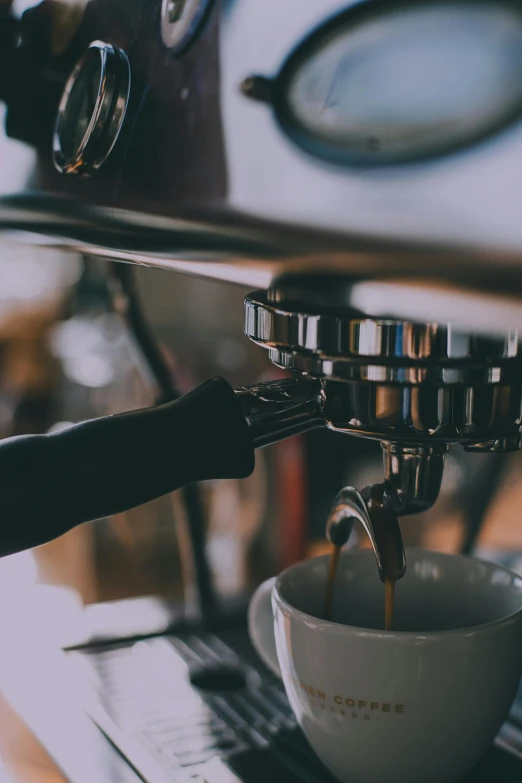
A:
[248,577,282,678]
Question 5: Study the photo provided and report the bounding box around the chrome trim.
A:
[268,349,522,385]
[235,377,325,448]
[160,0,214,53]
[245,290,522,385]
[6,196,522,335]
[382,442,447,515]
[320,380,522,444]
[243,289,522,447]
[326,485,406,583]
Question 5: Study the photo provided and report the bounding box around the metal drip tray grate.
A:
[67,625,522,782]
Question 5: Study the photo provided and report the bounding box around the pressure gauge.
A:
[245,1,522,166]
[53,41,130,176]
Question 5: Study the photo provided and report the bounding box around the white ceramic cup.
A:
[248,547,522,783]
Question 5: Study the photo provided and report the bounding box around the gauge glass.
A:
[59,55,102,162]
[283,2,522,164]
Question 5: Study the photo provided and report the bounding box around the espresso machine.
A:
[2,0,522,780]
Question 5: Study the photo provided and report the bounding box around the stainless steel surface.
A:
[3,201,522,335]
[325,484,406,582]
[321,379,522,444]
[464,434,522,453]
[244,288,522,446]
[8,205,522,332]
[53,41,130,176]
[266,351,522,385]
[235,377,325,448]
[245,289,522,383]
[243,284,522,530]
[382,442,447,515]
[264,2,522,167]
[216,0,522,261]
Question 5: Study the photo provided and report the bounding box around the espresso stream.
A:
[384,577,395,631]
[324,545,396,630]
[323,544,341,622]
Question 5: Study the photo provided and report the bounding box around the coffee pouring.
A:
[248,548,522,783]
[324,484,406,628]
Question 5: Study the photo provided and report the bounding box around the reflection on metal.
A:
[463,435,522,453]
[53,42,130,176]
[5,191,522,332]
[160,0,214,53]
[382,442,447,515]
[235,377,325,448]
[243,288,522,447]
[247,1,522,166]
[325,485,406,583]
[244,290,522,384]
[320,379,522,446]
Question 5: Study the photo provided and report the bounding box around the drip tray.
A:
[67,624,522,783]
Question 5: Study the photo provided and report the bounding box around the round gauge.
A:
[273,1,522,166]
[53,42,130,176]
[58,55,102,163]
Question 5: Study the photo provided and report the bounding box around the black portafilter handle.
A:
[0,376,325,558]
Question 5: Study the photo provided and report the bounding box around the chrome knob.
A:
[53,41,130,176]
[160,0,213,53]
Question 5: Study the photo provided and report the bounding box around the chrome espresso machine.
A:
[2,0,522,781]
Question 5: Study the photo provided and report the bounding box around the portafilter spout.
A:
[325,441,450,583]
[326,484,406,584]
[382,442,448,516]
[324,441,450,583]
